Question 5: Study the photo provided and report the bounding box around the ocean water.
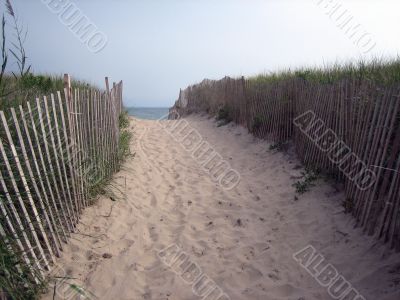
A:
[127,107,170,120]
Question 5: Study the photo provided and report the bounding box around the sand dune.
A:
[43,115,400,300]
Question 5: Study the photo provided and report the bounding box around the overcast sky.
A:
[7,0,400,107]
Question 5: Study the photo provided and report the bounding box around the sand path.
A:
[44,115,400,300]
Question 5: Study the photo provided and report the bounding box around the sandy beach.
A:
[43,115,400,300]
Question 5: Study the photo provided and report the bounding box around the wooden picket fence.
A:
[170,76,400,250]
[0,75,123,285]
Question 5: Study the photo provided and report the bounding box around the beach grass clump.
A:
[293,169,319,194]
[252,114,267,132]
[119,109,130,129]
[118,110,133,164]
[216,105,232,126]
[217,105,231,121]
[118,129,133,163]
[0,239,46,300]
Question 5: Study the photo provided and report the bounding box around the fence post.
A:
[64,74,72,103]
[105,76,110,95]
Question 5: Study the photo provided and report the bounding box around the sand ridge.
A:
[43,115,400,300]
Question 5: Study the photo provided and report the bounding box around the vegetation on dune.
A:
[0,74,99,110]
[293,169,319,195]
[216,105,233,127]
[118,109,133,164]
[247,57,400,87]
[0,239,46,300]
[0,2,131,299]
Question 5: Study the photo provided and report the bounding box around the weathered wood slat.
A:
[19,104,63,252]
[10,107,57,261]
[26,101,68,244]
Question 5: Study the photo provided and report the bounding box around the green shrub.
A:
[19,74,53,93]
[0,239,45,299]
[118,110,133,164]
[216,106,232,127]
[119,110,130,129]
[216,106,231,121]
[252,115,266,132]
[293,169,319,194]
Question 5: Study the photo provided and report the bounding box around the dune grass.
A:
[0,240,46,300]
[118,110,133,163]
[0,73,99,111]
[248,57,400,87]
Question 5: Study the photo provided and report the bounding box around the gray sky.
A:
[8,0,400,107]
